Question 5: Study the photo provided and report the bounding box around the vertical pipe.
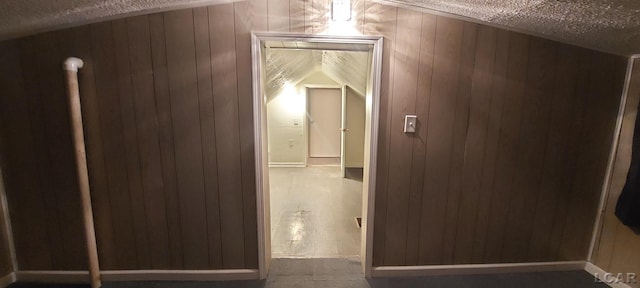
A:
[63,57,101,288]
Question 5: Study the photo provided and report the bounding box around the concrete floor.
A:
[269,166,362,258]
[8,258,609,288]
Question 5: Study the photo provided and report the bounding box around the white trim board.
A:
[371,261,586,278]
[585,262,635,288]
[0,272,16,288]
[15,271,90,284]
[101,269,259,282]
[13,269,259,284]
[268,162,306,168]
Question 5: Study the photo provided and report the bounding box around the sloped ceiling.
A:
[0,0,236,40]
[0,0,638,55]
[265,48,369,98]
[381,0,640,55]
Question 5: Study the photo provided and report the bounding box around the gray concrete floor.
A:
[10,258,608,287]
[269,166,363,258]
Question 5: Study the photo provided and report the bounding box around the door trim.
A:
[251,32,383,278]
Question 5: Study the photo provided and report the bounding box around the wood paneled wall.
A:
[594,58,640,288]
[0,0,628,271]
[0,2,260,271]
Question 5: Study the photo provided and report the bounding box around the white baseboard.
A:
[372,261,586,278]
[0,272,16,288]
[16,271,89,283]
[101,269,260,282]
[585,262,635,288]
[269,162,306,168]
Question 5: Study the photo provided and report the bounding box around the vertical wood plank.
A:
[23,35,69,270]
[31,32,89,270]
[235,1,259,268]
[371,4,397,266]
[501,37,556,262]
[471,29,509,263]
[304,0,313,34]
[354,0,366,34]
[90,21,139,269]
[268,0,290,32]
[17,36,62,269]
[290,0,305,33]
[441,22,477,264]
[0,40,53,270]
[418,16,464,265]
[209,3,246,269]
[113,19,152,268]
[482,32,529,263]
[149,13,184,269]
[193,6,223,269]
[549,47,591,261]
[383,8,422,265]
[252,0,269,32]
[363,1,381,36]
[454,25,496,264]
[126,15,171,269]
[405,12,436,265]
[41,30,88,270]
[527,43,578,262]
[164,9,209,268]
[312,0,329,33]
[560,53,626,260]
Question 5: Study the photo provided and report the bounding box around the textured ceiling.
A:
[0,0,638,55]
[381,0,640,55]
[0,0,235,40]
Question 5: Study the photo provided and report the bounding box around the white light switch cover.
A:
[404,115,417,133]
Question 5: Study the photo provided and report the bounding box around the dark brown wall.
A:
[0,0,628,271]
[370,5,628,266]
[0,2,259,271]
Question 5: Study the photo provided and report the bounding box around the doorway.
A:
[251,33,383,278]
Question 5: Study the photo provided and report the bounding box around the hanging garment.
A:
[616,103,640,230]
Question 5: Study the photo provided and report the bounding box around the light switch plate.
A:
[404,115,417,133]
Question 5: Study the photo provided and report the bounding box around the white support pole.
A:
[63,57,101,288]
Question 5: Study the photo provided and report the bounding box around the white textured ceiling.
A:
[381,0,640,55]
[0,0,638,55]
[0,0,236,40]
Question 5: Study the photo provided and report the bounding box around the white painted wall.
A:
[345,86,365,168]
[267,70,366,167]
[267,71,339,166]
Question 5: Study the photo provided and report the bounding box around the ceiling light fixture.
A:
[331,0,351,21]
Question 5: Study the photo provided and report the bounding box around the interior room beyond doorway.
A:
[265,44,370,259]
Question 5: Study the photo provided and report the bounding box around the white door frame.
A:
[251,32,383,278]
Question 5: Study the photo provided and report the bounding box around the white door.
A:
[308,88,342,158]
